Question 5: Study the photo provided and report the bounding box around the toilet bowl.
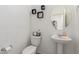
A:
[22,35,42,54]
[22,45,37,54]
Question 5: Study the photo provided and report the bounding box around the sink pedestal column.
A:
[56,43,63,54]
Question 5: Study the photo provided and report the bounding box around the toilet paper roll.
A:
[5,46,11,51]
[5,45,13,51]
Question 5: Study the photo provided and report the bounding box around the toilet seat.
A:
[22,45,37,54]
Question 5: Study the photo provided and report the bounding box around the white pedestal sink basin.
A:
[51,34,72,54]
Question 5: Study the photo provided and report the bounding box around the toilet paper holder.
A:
[1,45,13,53]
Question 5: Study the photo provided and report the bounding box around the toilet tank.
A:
[31,36,42,47]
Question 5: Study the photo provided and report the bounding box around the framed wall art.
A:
[32,9,36,14]
[41,5,45,10]
[37,11,44,18]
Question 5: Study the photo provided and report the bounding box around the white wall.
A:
[31,5,77,54]
[74,6,79,54]
[0,5,31,54]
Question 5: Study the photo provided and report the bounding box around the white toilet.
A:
[22,36,42,54]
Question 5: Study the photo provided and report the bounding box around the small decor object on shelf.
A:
[32,9,36,14]
[41,5,45,10]
[37,11,44,18]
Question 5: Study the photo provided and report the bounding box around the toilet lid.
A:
[22,45,37,54]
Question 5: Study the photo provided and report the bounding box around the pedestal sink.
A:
[51,34,72,54]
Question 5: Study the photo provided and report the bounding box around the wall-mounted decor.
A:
[32,9,36,14]
[37,11,44,18]
[41,5,45,10]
